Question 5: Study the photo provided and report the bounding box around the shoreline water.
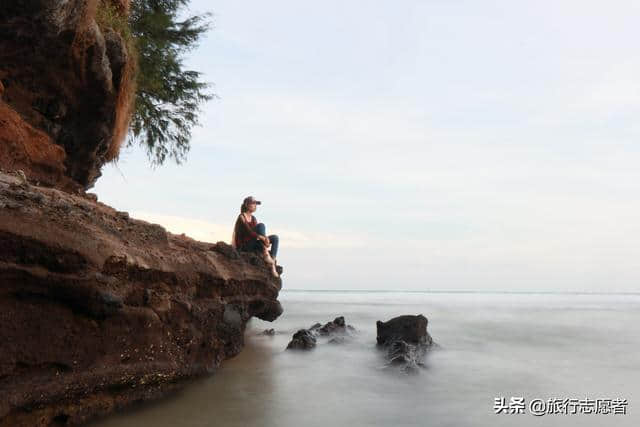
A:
[91,291,640,427]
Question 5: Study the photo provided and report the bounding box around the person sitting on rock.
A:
[232,196,280,277]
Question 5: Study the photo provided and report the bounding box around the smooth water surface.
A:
[91,292,640,426]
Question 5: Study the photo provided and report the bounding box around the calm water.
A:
[92,291,639,427]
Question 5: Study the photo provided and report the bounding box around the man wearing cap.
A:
[232,196,280,277]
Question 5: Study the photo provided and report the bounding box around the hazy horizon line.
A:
[282,289,640,295]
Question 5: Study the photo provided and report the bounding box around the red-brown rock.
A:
[0,172,282,426]
[0,0,135,189]
[0,102,79,191]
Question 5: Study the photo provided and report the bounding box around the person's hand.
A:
[260,235,270,246]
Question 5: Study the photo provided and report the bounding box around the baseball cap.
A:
[243,196,261,205]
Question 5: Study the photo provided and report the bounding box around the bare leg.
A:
[255,223,278,276]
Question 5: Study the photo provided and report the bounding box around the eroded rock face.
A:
[0,0,135,189]
[0,172,283,426]
[376,315,434,373]
[0,102,79,192]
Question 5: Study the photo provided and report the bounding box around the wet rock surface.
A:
[0,172,283,426]
[376,315,434,373]
[286,329,317,350]
[286,316,356,350]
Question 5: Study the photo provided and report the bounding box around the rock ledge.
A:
[0,172,282,426]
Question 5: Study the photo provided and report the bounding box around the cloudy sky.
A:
[95,0,640,292]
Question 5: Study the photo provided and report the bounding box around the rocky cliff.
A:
[0,0,135,190]
[0,2,283,425]
[0,172,283,426]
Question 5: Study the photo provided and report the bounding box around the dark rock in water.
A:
[318,316,348,336]
[308,322,322,331]
[287,329,317,350]
[376,315,434,373]
[261,328,275,336]
[376,314,433,346]
[287,317,356,350]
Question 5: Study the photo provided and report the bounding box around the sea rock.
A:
[0,172,283,426]
[318,316,347,335]
[287,329,317,350]
[308,322,322,331]
[376,314,432,346]
[286,316,356,350]
[376,315,434,373]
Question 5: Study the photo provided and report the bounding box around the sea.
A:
[91,291,640,427]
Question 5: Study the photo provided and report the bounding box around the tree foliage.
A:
[128,0,212,165]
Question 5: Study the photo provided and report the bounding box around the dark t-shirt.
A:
[233,214,258,249]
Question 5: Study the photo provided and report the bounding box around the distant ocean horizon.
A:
[283,288,640,295]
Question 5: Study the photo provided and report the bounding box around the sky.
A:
[95,0,640,292]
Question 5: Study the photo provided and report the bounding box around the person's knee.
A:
[268,235,279,257]
[255,223,266,235]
